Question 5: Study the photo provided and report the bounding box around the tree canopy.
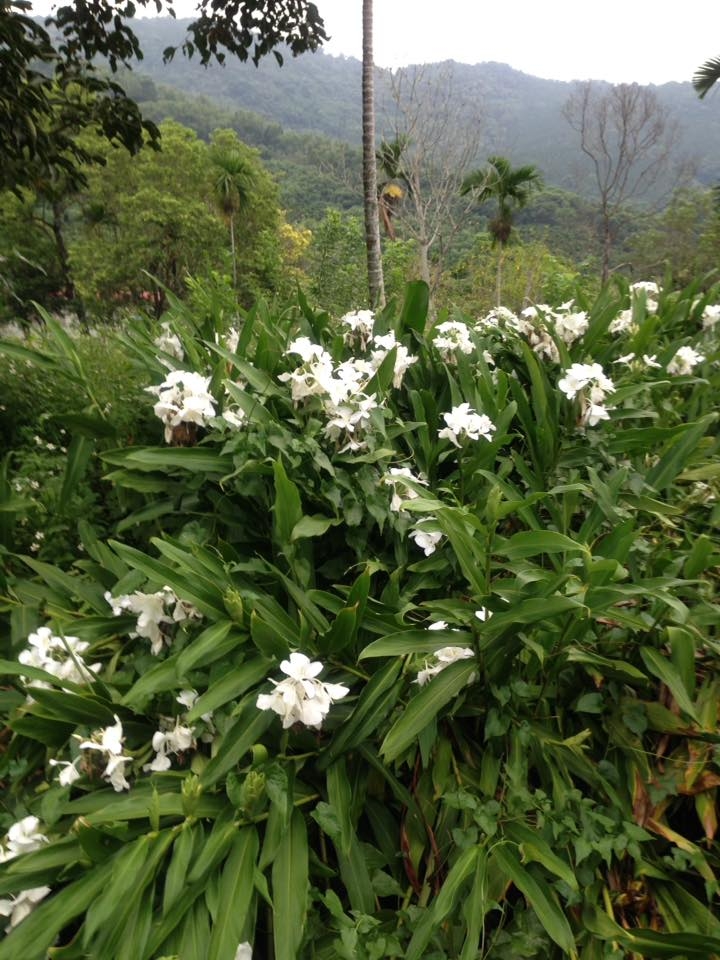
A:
[0,0,327,193]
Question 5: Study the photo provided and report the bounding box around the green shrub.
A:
[0,278,718,959]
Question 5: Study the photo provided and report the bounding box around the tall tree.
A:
[210,145,254,288]
[382,64,480,304]
[563,81,678,283]
[461,155,543,304]
[361,0,385,308]
[0,0,327,194]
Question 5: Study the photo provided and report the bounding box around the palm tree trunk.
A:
[230,216,237,288]
[496,248,504,306]
[362,0,385,308]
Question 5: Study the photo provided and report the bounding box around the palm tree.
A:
[362,0,385,307]
[376,136,411,240]
[210,147,254,288]
[693,57,720,98]
[461,155,542,303]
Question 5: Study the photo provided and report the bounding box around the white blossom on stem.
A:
[256,653,349,729]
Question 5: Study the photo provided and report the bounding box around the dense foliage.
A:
[0,276,719,957]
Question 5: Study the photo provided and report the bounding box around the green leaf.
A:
[504,823,578,890]
[405,846,478,960]
[645,414,717,491]
[380,660,477,762]
[272,809,308,960]
[185,658,269,722]
[176,620,238,675]
[359,628,473,660]
[207,828,259,960]
[495,530,589,560]
[59,435,94,511]
[0,861,114,960]
[199,699,274,788]
[398,280,430,335]
[493,845,576,955]
[290,514,340,540]
[640,647,699,722]
[102,447,232,475]
[321,658,402,766]
[272,459,303,550]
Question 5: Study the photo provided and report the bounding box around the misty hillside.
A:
[126,17,720,195]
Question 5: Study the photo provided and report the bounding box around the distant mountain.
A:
[127,17,720,196]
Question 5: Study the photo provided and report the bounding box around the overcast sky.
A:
[29,0,720,86]
[317,0,720,85]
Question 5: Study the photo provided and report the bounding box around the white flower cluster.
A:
[432,320,475,361]
[0,817,51,930]
[144,720,195,772]
[105,587,201,656]
[558,362,615,427]
[256,652,349,729]
[19,626,100,689]
[147,370,216,443]
[154,322,184,363]
[438,403,496,447]
[610,282,661,335]
[612,352,662,370]
[78,715,132,792]
[667,345,705,376]
[369,332,418,388]
[701,304,720,330]
[416,645,475,686]
[279,337,387,452]
[382,466,428,512]
[340,309,375,350]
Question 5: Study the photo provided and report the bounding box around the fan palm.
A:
[211,147,254,288]
[693,57,720,99]
[461,155,542,303]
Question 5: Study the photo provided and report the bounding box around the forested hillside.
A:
[128,16,720,192]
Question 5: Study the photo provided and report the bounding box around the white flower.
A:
[409,521,443,556]
[222,407,246,428]
[609,309,634,335]
[340,309,375,348]
[0,817,47,862]
[642,354,662,369]
[702,304,720,329]
[438,403,496,446]
[475,608,492,622]
[630,280,660,297]
[224,327,240,353]
[667,345,705,376]
[383,467,428,511]
[144,722,195,772]
[433,320,475,360]
[49,757,82,787]
[256,653,349,729]
[370,332,418,387]
[154,322,184,363]
[78,716,132,792]
[553,310,588,346]
[583,403,611,427]
[147,370,216,443]
[613,352,636,365]
[235,944,253,960]
[18,627,100,689]
[105,587,198,655]
[0,886,51,929]
[428,621,449,631]
[416,646,475,686]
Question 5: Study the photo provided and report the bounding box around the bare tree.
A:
[380,64,481,306]
[562,81,678,282]
[362,0,385,308]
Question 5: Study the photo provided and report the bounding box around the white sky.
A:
[320,0,719,85]
[29,0,720,85]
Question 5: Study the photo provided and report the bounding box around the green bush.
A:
[0,278,718,959]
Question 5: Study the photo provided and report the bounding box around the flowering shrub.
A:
[0,278,719,959]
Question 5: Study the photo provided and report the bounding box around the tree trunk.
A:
[362,0,385,309]
[230,215,237,288]
[51,199,86,328]
[496,247,505,306]
[601,209,611,284]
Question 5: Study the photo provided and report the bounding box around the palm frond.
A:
[693,57,720,98]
